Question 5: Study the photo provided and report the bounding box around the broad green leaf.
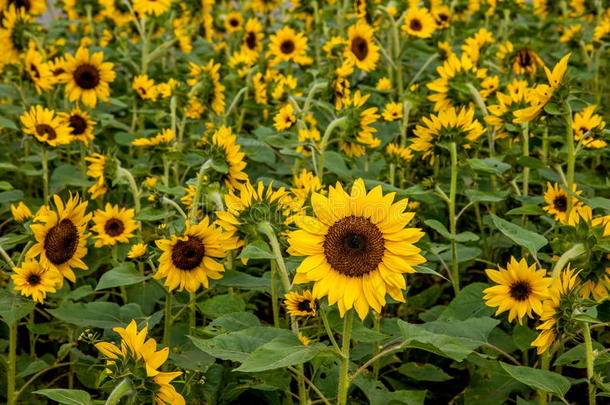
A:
[95,263,147,290]
[465,189,509,203]
[0,290,35,325]
[425,219,479,242]
[213,270,271,291]
[34,389,92,405]
[205,312,261,334]
[198,294,246,318]
[413,265,449,281]
[0,233,30,250]
[500,362,571,398]
[0,116,18,130]
[512,324,537,352]
[48,302,145,328]
[517,156,547,169]
[0,189,23,203]
[438,282,494,320]
[324,151,351,178]
[506,205,545,216]
[135,207,173,221]
[554,342,610,368]
[235,334,324,372]
[465,356,527,405]
[467,158,511,175]
[490,214,547,256]
[50,165,92,191]
[237,240,276,259]
[398,362,453,382]
[353,377,426,405]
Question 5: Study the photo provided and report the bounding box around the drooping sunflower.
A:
[186,60,225,115]
[284,290,316,317]
[542,182,583,224]
[288,179,426,319]
[11,260,59,303]
[402,7,437,38]
[132,0,171,16]
[410,106,486,161]
[84,153,109,199]
[91,204,138,247]
[344,21,380,72]
[24,46,53,94]
[95,320,185,405]
[483,257,551,324]
[60,107,96,144]
[27,194,91,285]
[268,26,310,66]
[0,5,32,63]
[155,218,236,293]
[59,47,116,108]
[20,105,72,147]
[573,104,606,149]
[531,267,579,354]
[273,104,297,131]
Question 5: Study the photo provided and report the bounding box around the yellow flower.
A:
[339,91,381,157]
[128,243,147,259]
[376,77,392,90]
[20,105,72,147]
[268,26,310,66]
[273,104,297,131]
[402,7,437,38]
[224,11,243,32]
[91,204,138,247]
[187,60,225,115]
[132,129,175,147]
[573,104,606,149]
[1,0,46,15]
[512,48,543,77]
[292,169,323,200]
[11,260,59,303]
[133,75,158,101]
[242,18,263,56]
[11,201,33,222]
[542,182,583,224]
[382,102,403,121]
[60,107,96,145]
[432,5,451,28]
[288,179,426,319]
[84,153,108,199]
[344,21,380,72]
[485,80,529,138]
[483,257,551,324]
[0,6,33,63]
[132,0,171,16]
[386,143,413,164]
[144,177,159,188]
[24,46,54,94]
[284,290,316,316]
[560,24,582,43]
[298,333,311,346]
[210,126,248,189]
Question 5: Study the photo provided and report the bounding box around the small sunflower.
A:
[273,104,297,131]
[338,91,381,158]
[242,18,263,56]
[344,21,380,72]
[11,260,59,303]
[483,257,551,324]
[61,107,96,144]
[284,290,316,316]
[292,169,323,200]
[27,194,91,285]
[132,0,171,16]
[485,80,530,138]
[84,153,109,199]
[268,26,310,66]
[288,179,426,319]
[155,218,237,293]
[573,104,606,149]
[20,105,72,147]
[224,11,243,32]
[60,47,116,108]
[133,75,158,101]
[580,267,610,302]
[91,204,138,247]
[24,46,54,94]
[10,201,32,222]
[382,102,403,121]
[542,182,583,224]
[132,129,175,147]
[127,243,147,259]
[0,0,46,15]
[432,5,451,28]
[402,7,437,39]
[512,48,543,77]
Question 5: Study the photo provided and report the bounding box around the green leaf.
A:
[0,233,30,250]
[490,214,547,256]
[135,207,173,221]
[198,294,246,318]
[237,240,276,259]
[465,356,527,405]
[413,265,449,281]
[500,362,571,398]
[205,312,261,334]
[506,205,545,216]
[213,270,271,291]
[34,389,92,405]
[0,189,24,203]
[424,219,479,242]
[0,180,13,190]
[0,116,18,130]
[48,301,145,328]
[353,377,426,405]
[465,189,509,203]
[467,158,511,175]
[516,156,547,169]
[95,263,147,290]
[438,282,494,321]
[512,324,537,351]
[0,290,35,326]
[324,151,351,178]
[50,165,92,191]
[399,362,453,382]
[235,334,324,372]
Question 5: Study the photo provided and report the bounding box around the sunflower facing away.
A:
[20,105,72,146]
[483,257,551,324]
[91,204,138,247]
[284,290,317,317]
[338,91,381,158]
[187,60,225,115]
[11,260,59,303]
[155,217,237,293]
[60,47,116,108]
[208,126,248,189]
[288,179,426,319]
[344,21,380,72]
[95,320,185,405]
[84,153,109,199]
[27,194,91,285]
[25,46,54,94]
[542,182,583,224]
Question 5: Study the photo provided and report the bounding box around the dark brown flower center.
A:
[323,215,385,278]
[280,39,295,54]
[68,114,88,135]
[36,124,57,140]
[229,18,239,27]
[297,299,312,312]
[410,18,423,31]
[27,273,41,285]
[9,0,31,11]
[245,32,257,49]
[171,236,205,271]
[73,63,100,90]
[517,49,533,67]
[44,219,79,265]
[104,218,125,237]
[509,281,532,301]
[553,195,567,212]
[351,36,368,61]
[29,63,40,79]
[439,13,449,22]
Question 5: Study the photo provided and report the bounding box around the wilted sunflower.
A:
[60,47,116,108]
[95,320,185,405]
[542,182,583,224]
[60,107,96,144]
[155,218,236,293]
[338,91,381,158]
[24,46,53,94]
[27,194,91,285]
[273,104,297,131]
[288,179,426,319]
[573,104,606,149]
[187,60,225,115]
[531,267,579,354]
[402,7,437,38]
[268,25,310,66]
[20,105,72,146]
[132,0,171,16]
[483,257,551,324]
[410,106,486,161]
[344,21,380,72]
[11,260,59,303]
[284,290,316,316]
[10,201,32,222]
[0,5,33,63]
[91,204,138,247]
[84,153,109,199]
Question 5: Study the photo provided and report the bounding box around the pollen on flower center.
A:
[246,32,257,49]
[509,281,532,301]
[323,215,385,277]
[44,219,79,265]
[104,218,125,237]
[74,64,100,89]
[351,36,368,60]
[171,237,205,271]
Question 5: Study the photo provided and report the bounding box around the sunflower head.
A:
[402,7,437,39]
[20,105,72,147]
[542,182,583,224]
[284,290,317,316]
[0,5,34,61]
[11,260,59,303]
[60,107,96,144]
[338,91,381,157]
[187,60,225,115]
[11,201,33,222]
[345,21,380,72]
[92,204,138,247]
[60,47,116,108]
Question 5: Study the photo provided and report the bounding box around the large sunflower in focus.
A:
[288,179,426,319]
[60,47,116,108]
[344,21,379,72]
[27,194,91,285]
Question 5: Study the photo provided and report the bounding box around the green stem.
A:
[42,147,49,204]
[449,142,460,295]
[317,116,348,179]
[270,261,280,328]
[336,310,354,405]
[257,222,291,293]
[104,378,134,405]
[542,126,549,164]
[320,306,342,354]
[7,322,17,405]
[0,243,16,267]
[372,312,381,380]
[189,160,212,223]
[522,122,529,196]
[163,293,172,348]
[538,351,551,405]
[551,243,585,277]
[565,102,575,212]
[582,322,596,405]
[116,167,141,214]
[189,292,196,334]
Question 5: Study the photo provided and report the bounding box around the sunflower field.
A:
[2,0,610,404]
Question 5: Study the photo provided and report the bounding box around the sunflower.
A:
[27,194,91,285]
[186,60,225,115]
[483,257,551,324]
[59,47,116,108]
[132,129,175,147]
[432,5,451,28]
[268,26,310,66]
[224,11,243,32]
[91,204,138,247]
[573,104,606,149]
[60,107,96,144]
[288,179,426,319]
[580,267,610,301]
[132,0,171,16]
[133,75,158,101]
[292,169,323,200]
[427,53,498,112]
[284,290,316,316]
[24,46,53,94]
[338,91,381,158]
[0,5,32,63]
[242,18,263,57]
[84,153,109,199]
[485,80,530,138]
[385,143,413,164]
[542,182,583,224]
[512,48,543,77]
[273,104,297,131]
[410,106,486,161]
[531,267,579,354]
[155,218,236,293]
[402,7,437,39]
[127,243,147,259]
[208,126,248,189]
[382,102,403,121]
[20,105,72,147]
[95,320,185,405]
[344,21,380,72]
[11,260,59,303]
[0,0,46,15]
[10,201,32,222]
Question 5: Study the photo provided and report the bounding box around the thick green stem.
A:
[104,378,134,405]
[258,222,291,293]
[42,147,49,204]
[316,116,348,179]
[542,126,549,164]
[189,292,196,334]
[565,102,575,212]
[552,243,585,278]
[270,261,280,328]
[582,321,596,405]
[336,310,354,405]
[7,322,17,405]
[163,293,172,347]
[522,123,529,196]
[117,167,141,214]
[537,351,551,405]
[449,142,460,295]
